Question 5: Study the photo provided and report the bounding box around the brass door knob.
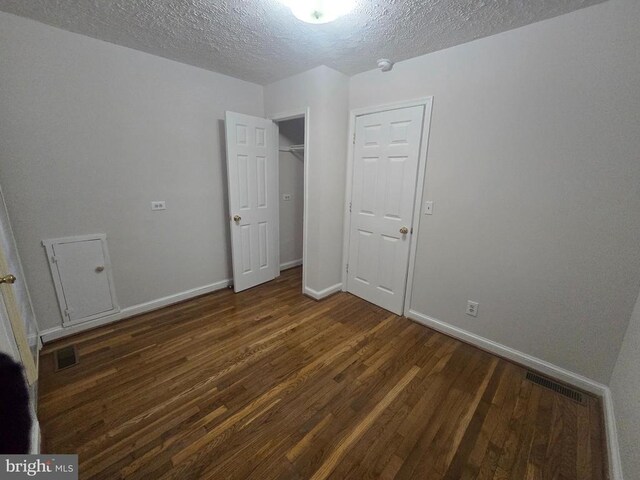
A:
[399,227,409,235]
[0,274,16,285]
[233,215,241,223]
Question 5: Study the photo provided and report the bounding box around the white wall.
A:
[265,66,349,293]
[0,12,264,332]
[610,289,640,479]
[278,118,304,267]
[349,0,640,383]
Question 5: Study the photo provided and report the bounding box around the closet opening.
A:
[274,113,307,290]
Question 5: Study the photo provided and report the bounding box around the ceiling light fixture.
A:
[377,58,394,72]
[279,0,355,24]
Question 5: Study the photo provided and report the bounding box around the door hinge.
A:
[349,202,352,213]
[346,263,349,273]
[50,255,57,264]
[63,308,71,318]
[411,227,413,234]
[353,133,356,144]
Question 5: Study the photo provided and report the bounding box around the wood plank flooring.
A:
[38,267,607,479]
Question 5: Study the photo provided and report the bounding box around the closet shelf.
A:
[279,144,305,153]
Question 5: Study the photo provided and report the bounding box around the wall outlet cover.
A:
[466,300,479,317]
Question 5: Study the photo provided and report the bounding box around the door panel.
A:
[53,240,115,322]
[43,234,119,326]
[225,112,278,292]
[347,105,425,315]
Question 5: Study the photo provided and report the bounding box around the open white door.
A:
[0,186,41,453]
[0,186,38,384]
[225,111,279,292]
[346,105,425,315]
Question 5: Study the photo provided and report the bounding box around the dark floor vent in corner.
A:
[525,371,585,404]
[54,345,78,371]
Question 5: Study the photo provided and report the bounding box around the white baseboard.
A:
[602,388,624,480]
[280,258,303,271]
[406,309,623,480]
[40,278,231,343]
[406,309,606,394]
[30,419,40,454]
[304,283,343,300]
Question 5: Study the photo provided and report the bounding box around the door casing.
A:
[269,108,310,295]
[342,97,434,317]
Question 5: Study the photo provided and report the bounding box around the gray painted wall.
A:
[349,0,640,383]
[278,118,304,267]
[611,289,640,479]
[0,12,264,332]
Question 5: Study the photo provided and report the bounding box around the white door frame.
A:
[0,294,19,360]
[341,97,434,316]
[269,108,311,295]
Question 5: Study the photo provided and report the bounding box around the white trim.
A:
[30,419,40,454]
[405,308,623,480]
[304,283,343,301]
[341,97,434,317]
[349,97,437,118]
[40,278,231,343]
[603,388,624,480]
[273,120,281,277]
[280,258,303,271]
[402,98,434,316]
[269,109,307,122]
[0,294,19,361]
[406,309,606,394]
[269,108,311,297]
[341,109,356,292]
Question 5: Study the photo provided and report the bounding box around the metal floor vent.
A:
[54,345,78,371]
[525,371,585,404]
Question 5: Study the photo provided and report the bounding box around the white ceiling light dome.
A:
[280,0,356,24]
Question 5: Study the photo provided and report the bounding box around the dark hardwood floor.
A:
[38,267,607,479]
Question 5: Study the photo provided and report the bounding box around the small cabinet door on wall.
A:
[43,234,119,327]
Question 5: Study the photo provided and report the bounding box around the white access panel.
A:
[43,234,119,326]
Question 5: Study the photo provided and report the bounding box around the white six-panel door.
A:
[225,111,279,292]
[347,105,425,314]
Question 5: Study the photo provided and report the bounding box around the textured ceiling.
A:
[0,0,606,85]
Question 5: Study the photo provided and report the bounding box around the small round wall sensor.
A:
[377,58,394,72]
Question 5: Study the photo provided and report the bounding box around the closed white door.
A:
[347,105,425,315]
[225,111,279,292]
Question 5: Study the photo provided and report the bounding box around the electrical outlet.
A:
[282,194,292,201]
[151,201,166,211]
[466,301,479,317]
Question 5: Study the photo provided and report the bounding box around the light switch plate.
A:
[151,201,166,211]
[424,201,434,215]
